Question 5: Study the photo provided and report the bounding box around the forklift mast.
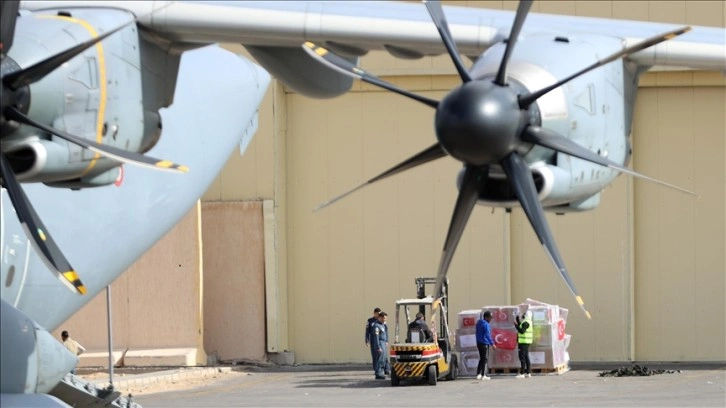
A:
[414,277,449,336]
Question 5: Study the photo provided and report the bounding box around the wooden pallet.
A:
[488,364,570,376]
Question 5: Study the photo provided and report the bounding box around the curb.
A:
[90,367,234,391]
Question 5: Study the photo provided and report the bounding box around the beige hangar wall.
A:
[53,204,206,366]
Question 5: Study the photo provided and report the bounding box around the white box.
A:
[455,328,477,352]
[457,309,481,329]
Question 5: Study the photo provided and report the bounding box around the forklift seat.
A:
[407,328,425,343]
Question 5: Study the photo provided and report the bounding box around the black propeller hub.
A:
[434,80,527,166]
[0,57,29,133]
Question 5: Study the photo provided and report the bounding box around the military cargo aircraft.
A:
[1,1,724,406]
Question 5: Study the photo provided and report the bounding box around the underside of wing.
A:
[21,1,725,73]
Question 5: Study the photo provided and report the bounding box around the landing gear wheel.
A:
[427,365,437,385]
[445,355,458,381]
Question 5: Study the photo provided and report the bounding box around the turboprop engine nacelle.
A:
[457,163,605,212]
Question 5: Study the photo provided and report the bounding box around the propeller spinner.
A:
[307,0,694,319]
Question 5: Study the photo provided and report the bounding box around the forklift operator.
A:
[408,312,433,342]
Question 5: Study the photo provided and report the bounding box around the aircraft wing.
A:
[20,1,726,71]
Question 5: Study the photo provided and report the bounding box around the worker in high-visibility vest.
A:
[514,310,533,378]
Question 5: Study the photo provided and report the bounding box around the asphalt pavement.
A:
[121,363,725,407]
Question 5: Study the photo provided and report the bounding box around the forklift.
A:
[388,277,458,386]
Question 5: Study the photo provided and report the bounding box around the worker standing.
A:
[61,330,86,374]
[514,310,533,378]
[370,311,388,380]
[365,307,381,371]
[475,311,495,380]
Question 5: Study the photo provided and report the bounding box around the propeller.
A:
[493,0,533,86]
[0,1,19,56]
[302,42,439,109]
[307,0,693,318]
[313,143,446,211]
[422,0,472,83]
[0,4,181,294]
[6,107,189,173]
[0,155,86,294]
[519,26,692,109]
[1,19,189,173]
[521,126,696,196]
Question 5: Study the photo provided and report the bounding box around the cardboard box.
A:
[482,305,521,327]
[559,307,569,323]
[457,309,481,329]
[455,328,477,352]
[528,305,559,324]
[458,351,480,376]
[532,318,566,347]
[490,348,520,369]
[530,340,568,369]
[492,327,518,350]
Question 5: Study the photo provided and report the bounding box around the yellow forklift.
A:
[388,277,458,386]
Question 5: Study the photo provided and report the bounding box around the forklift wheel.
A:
[427,365,437,385]
[445,355,458,381]
[391,370,400,386]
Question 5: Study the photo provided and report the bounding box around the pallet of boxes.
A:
[455,299,571,377]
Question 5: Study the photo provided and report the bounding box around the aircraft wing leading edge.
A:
[21,1,726,71]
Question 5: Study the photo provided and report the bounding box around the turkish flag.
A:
[493,309,509,323]
[463,317,475,327]
[492,328,517,350]
[557,319,566,340]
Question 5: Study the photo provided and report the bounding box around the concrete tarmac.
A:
[135,364,725,407]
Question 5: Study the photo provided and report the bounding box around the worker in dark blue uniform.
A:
[370,311,388,379]
[365,307,381,371]
[380,312,390,375]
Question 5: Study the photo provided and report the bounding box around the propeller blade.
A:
[500,153,591,319]
[493,0,533,86]
[8,107,189,173]
[523,126,697,196]
[519,26,691,108]
[314,143,446,211]
[302,42,439,109]
[3,19,134,90]
[0,154,86,295]
[423,0,472,83]
[433,165,486,299]
[0,0,20,55]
